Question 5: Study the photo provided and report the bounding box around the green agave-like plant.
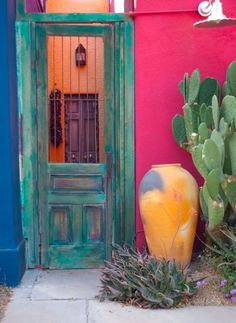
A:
[99,245,198,309]
[206,226,236,261]
[202,225,236,294]
[172,61,236,231]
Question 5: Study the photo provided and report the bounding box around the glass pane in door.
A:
[47,35,104,163]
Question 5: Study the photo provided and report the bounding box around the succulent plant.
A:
[99,245,198,309]
[227,61,236,97]
[202,225,236,297]
[172,61,236,230]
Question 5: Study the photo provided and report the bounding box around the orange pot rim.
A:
[152,163,181,168]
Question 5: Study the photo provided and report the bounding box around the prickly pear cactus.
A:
[227,61,236,97]
[172,61,236,230]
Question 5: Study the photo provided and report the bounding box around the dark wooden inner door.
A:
[65,94,99,163]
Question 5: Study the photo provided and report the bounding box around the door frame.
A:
[16,12,134,268]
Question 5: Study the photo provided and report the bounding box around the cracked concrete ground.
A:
[1,269,236,323]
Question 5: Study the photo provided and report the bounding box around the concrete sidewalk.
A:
[2,269,236,323]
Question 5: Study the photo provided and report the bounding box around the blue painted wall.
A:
[0,0,25,286]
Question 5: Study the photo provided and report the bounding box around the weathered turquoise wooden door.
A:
[36,25,114,268]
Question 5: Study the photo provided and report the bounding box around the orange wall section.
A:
[47,0,107,163]
[48,36,104,163]
[46,0,109,13]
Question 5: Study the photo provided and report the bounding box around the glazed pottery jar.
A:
[139,164,199,268]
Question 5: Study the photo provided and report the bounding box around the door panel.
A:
[50,206,73,245]
[36,25,113,268]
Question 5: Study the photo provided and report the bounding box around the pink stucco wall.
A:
[26,0,44,12]
[135,0,236,248]
[109,0,114,12]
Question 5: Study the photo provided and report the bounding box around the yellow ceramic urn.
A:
[139,164,199,268]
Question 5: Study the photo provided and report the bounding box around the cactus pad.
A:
[227,60,236,97]
[208,197,225,230]
[188,70,200,105]
[200,103,207,123]
[222,81,231,97]
[222,176,236,213]
[198,122,209,143]
[206,168,221,200]
[172,115,186,146]
[229,133,236,175]
[202,139,221,171]
[199,187,208,220]
[179,73,189,103]
[221,95,236,124]
[219,117,229,138]
[192,144,208,178]
[198,77,220,106]
[205,107,213,128]
[211,130,225,166]
[183,104,194,141]
[212,95,220,130]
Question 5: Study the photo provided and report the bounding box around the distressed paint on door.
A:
[36,25,114,268]
[16,15,134,269]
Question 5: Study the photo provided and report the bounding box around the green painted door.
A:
[36,25,114,269]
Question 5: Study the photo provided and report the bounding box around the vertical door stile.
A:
[32,21,40,266]
[123,20,135,245]
[114,21,123,244]
[36,25,49,267]
[17,21,41,268]
[104,26,114,259]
